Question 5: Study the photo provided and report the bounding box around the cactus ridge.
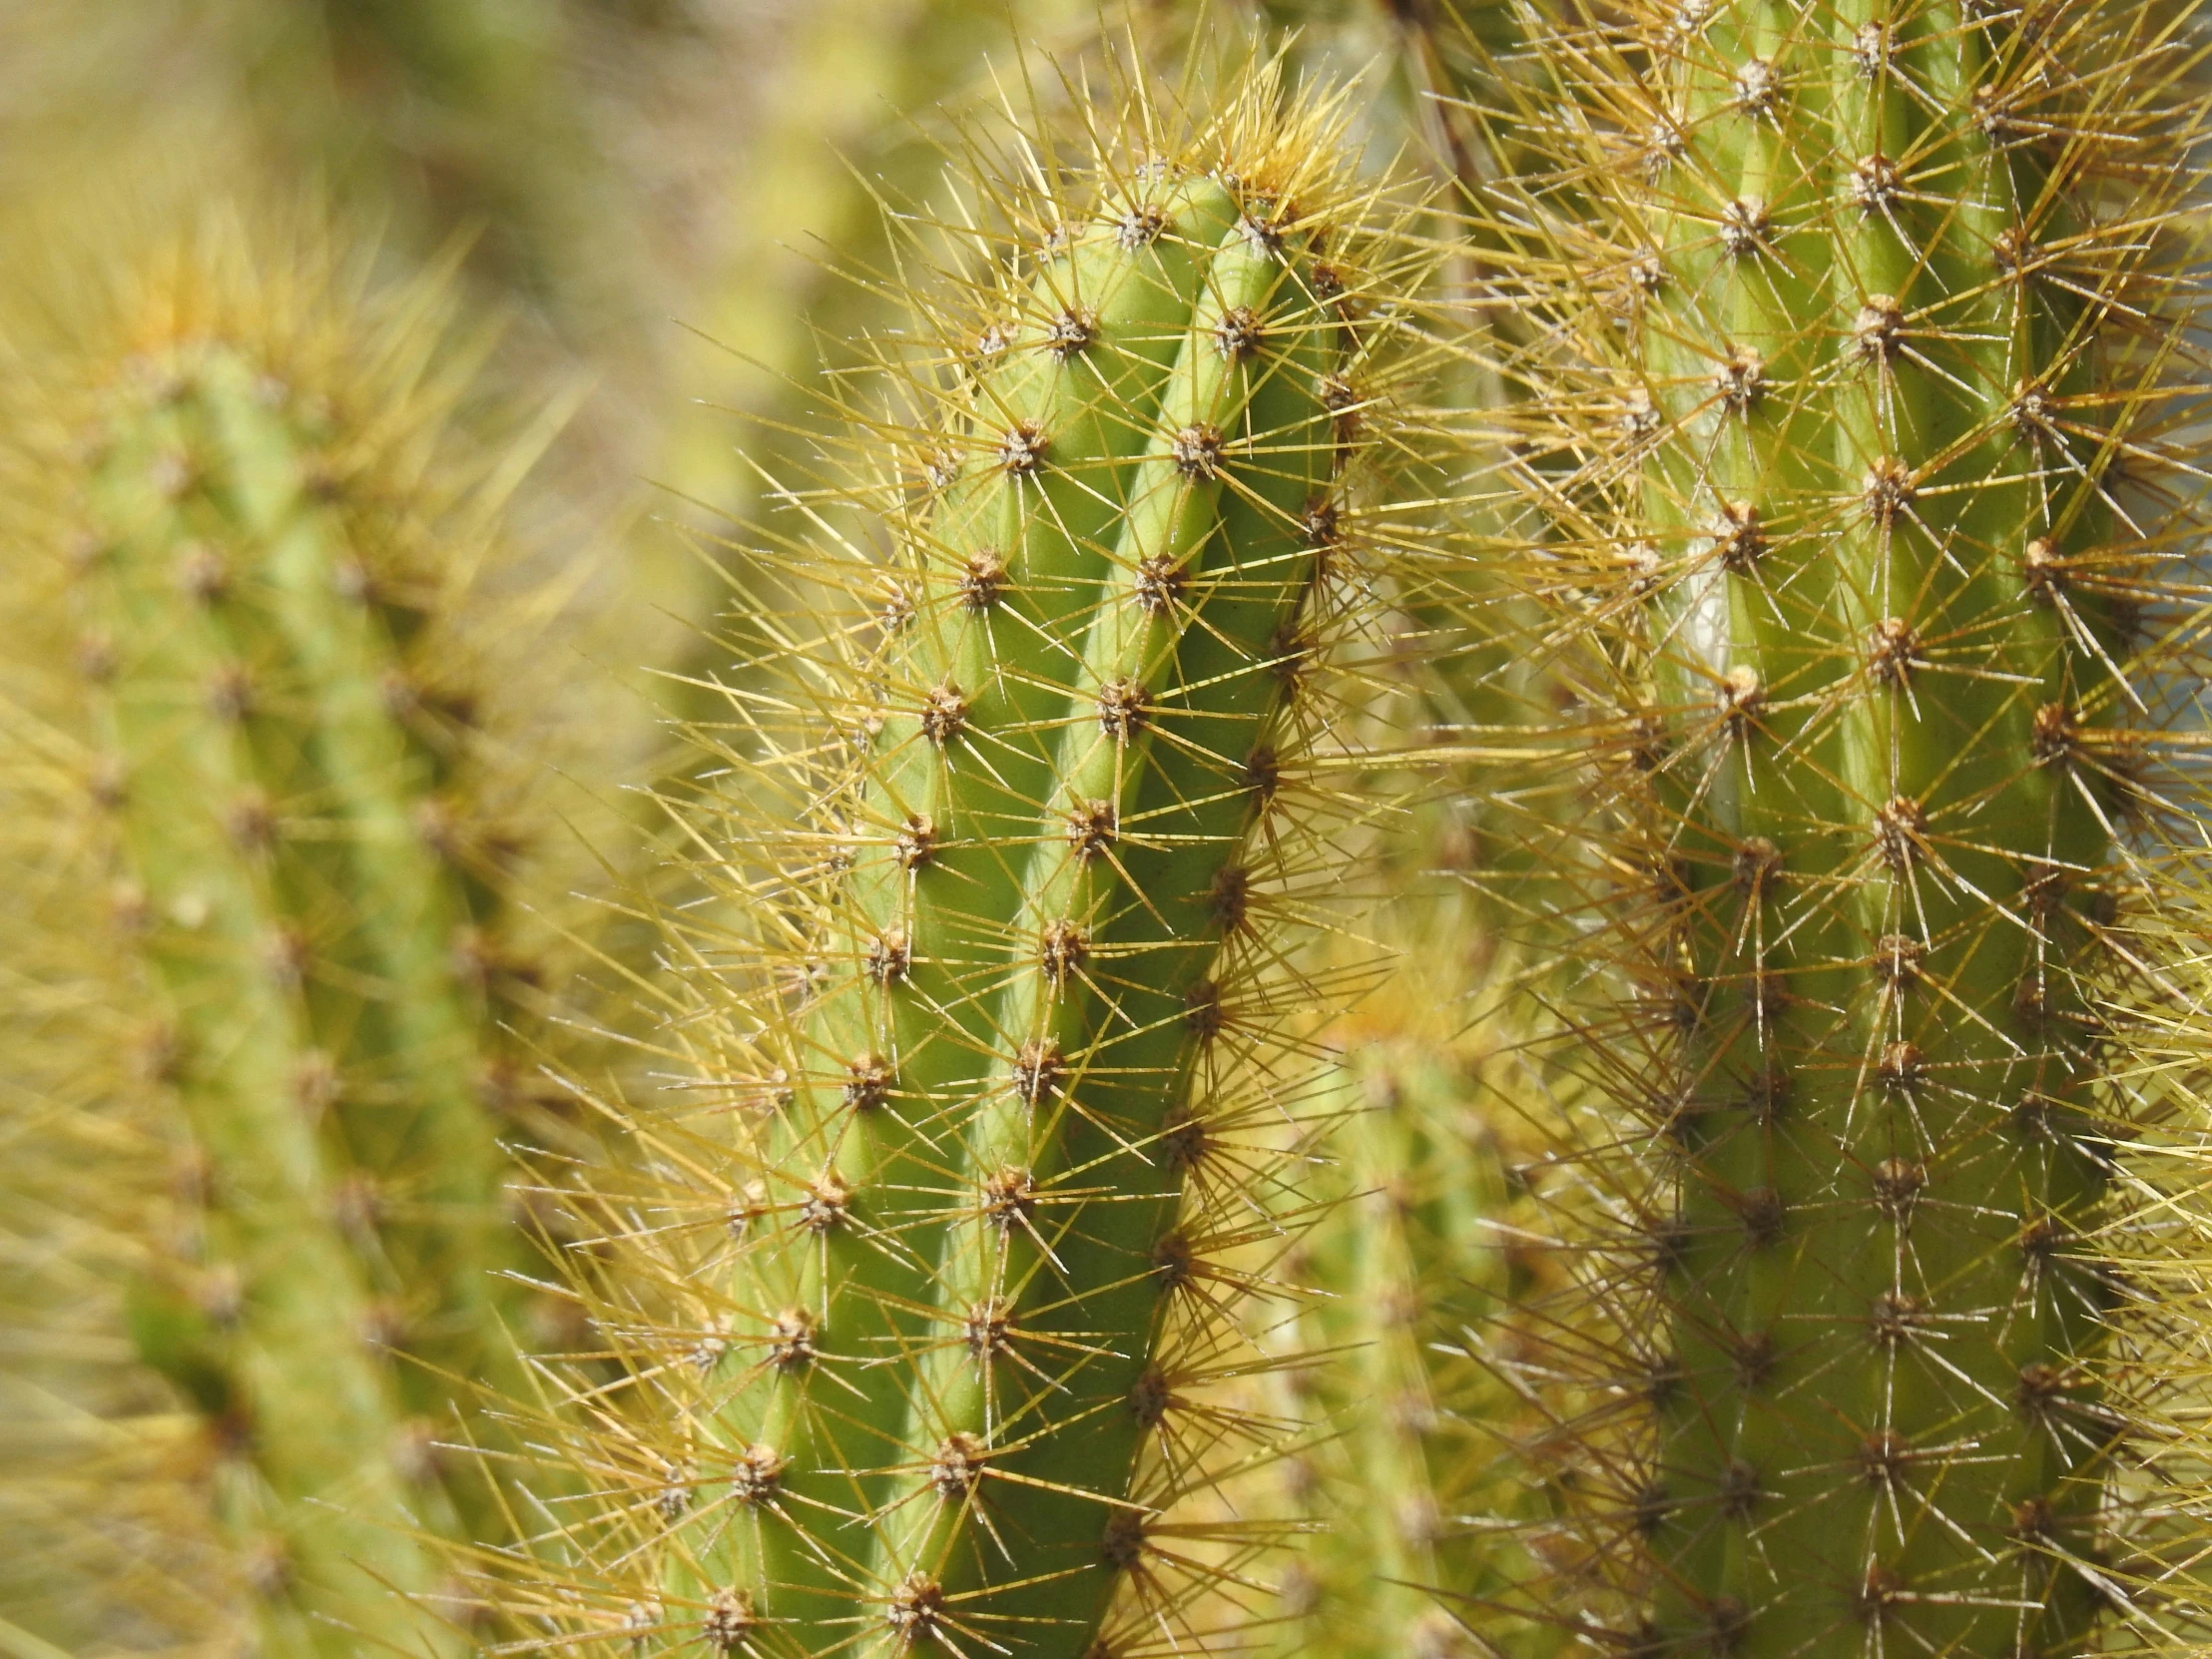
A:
[505,56,1442,1659]
[1443,1,2212,1654]
[0,212,579,1656]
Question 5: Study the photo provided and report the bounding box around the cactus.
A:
[1274,1028,1560,1659]
[0,213,580,1657]
[505,56,1440,1659]
[1449,0,2212,1651]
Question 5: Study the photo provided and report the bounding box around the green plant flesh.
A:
[640,82,1401,1659]
[82,336,534,1655]
[1465,0,2208,1651]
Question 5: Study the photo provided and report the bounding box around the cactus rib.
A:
[515,57,1436,1659]
[1457,0,2212,1653]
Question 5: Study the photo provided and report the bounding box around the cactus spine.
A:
[530,63,1430,1659]
[38,225,557,1654]
[1459,0,2212,1651]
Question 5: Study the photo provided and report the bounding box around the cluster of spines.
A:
[24,226,564,1656]
[505,60,1437,1659]
[1441,1,2212,1655]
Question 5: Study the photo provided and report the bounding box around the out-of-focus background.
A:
[0,0,1463,689]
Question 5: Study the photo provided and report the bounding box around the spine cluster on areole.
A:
[524,68,1435,1659]
[1458,1,2212,1654]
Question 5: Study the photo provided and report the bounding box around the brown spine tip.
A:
[1874,795,1926,870]
[1183,979,1226,1042]
[1854,294,1905,364]
[1732,57,1781,119]
[997,420,1048,476]
[1213,305,1264,361]
[1096,678,1151,740]
[864,927,912,985]
[843,1055,893,1112]
[1714,345,1765,414]
[930,1431,989,1498]
[1871,1158,1928,1223]
[920,682,969,747]
[1716,664,1764,732]
[1207,863,1252,931]
[1710,501,1766,571]
[1719,198,1770,259]
[1043,308,1097,359]
[1012,1039,1065,1106]
[1040,920,1089,991]
[1867,616,1922,686]
[980,1166,1036,1232]
[1864,459,1916,528]
[1870,1292,1929,1350]
[1171,422,1226,480]
[957,550,1008,612]
[1850,153,1903,216]
[768,1307,817,1371]
[1133,553,1186,616]
[798,1173,850,1235]
[894,815,937,870]
[885,1574,946,1646]
[731,1443,786,1506]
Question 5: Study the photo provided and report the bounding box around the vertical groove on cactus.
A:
[3,216,573,1656]
[509,52,1440,1659]
[1452,0,2212,1653]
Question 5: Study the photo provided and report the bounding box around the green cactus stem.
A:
[45,227,560,1655]
[1456,0,2212,1653]
[518,59,1436,1659]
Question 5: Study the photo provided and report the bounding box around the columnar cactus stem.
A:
[37,228,559,1654]
[528,62,1433,1659]
[1460,1,2212,1652]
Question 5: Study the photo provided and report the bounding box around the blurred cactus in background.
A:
[5,4,2212,1659]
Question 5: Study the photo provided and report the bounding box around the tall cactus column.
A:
[1467,0,2205,1653]
[53,237,554,1655]
[559,68,1431,1659]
